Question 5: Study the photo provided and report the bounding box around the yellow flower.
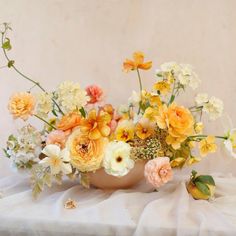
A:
[199,136,217,157]
[115,120,134,142]
[123,52,152,72]
[80,109,111,140]
[135,118,155,140]
[8,92,35,121]
[166,135,186,150]
[195,122,204,134]
[149,94,162,107]
[66,129,108,172]
[170,157,186,168]
[155,104,169,129]
[143,107,158,122]
[186,156,201,165]
[153,81,171,95]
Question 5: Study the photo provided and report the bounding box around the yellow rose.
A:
[66,129,108,172]
[8,92,35,121]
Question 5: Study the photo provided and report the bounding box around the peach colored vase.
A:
[87,160,146,190]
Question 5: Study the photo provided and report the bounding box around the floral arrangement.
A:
[1,23,235,199]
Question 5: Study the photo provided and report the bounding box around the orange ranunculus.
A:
[123,52,152,72]
[57,112,81,132]
[66,129,108,172]
[8,92,35,121]
[80,109,111,140]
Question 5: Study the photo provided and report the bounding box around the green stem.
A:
[1,31,64,115]
[136,69,143,114]
[34,114,56,130]
[168,80,176,105]
[188,134,227,140]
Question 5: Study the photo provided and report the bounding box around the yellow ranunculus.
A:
[123,52,152,72]
[66,129,108,172]
[115,120,134,142]
[199,136,217,157]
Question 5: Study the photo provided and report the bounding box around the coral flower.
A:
[135,118,155,140]
[80,109,111,140]
[66,129,108,172]
[199,136,217,157]
[115,120,135,142]
[46,130,67,148]
[57,112,81,132]
[8,92,35,121]
[123,51,152,72]
[144,157,173,188]
[86,85,104,105]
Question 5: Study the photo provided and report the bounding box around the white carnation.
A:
[36,92,53,118]
[203,96,224,120]
[195,93,209,106]
[103,141,134,177]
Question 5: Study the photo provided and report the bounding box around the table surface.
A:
[0,159,236,236]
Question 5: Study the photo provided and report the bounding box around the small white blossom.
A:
[224,129,236,158]
[203,96,224,120]
[160,62,180,73]
[195,93,209,106]
[128,90,141,106]
[103,141,134,177]
[36,92,53,118]
[118,104,129,115]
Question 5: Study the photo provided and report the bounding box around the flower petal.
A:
[61,163,72,174]
[139,61,152,70]
[42,144,61,157]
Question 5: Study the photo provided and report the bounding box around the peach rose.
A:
[86,85,104,105]
[57,112,81,132]
[144,157,173,188]
[46,130,67,148]
[66,128,108,172]
[8,92,35,121]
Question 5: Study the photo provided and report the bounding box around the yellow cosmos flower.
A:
[123,52,152,72]
[80,109,111,140]
[143,107,158,122]
[115,120,134,142]
[8,92,35,121]
[66,129,108,172]
[153,81,171,95]
[135,118,155,140]
[199,136,217,157]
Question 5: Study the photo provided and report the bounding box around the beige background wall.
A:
[0,0,236,173]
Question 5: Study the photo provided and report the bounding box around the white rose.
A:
[103,141,134,177]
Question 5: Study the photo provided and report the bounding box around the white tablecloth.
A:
[0,158,236,236]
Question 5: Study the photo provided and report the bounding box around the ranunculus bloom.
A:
[144,157,173,188]
[57,112,81,132]
[8,92,35,121]
[46,130,67,148]
[66,129,108,172]
[86,85,104,105]
[80,109,111,140]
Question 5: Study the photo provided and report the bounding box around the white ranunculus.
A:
[224,129,236,158]
[128,90,141,106]
[195,93,209,106]
[203,96,224,120]
[40,144,72,175]
[103,141,134,177]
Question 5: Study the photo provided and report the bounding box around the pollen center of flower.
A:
[116,156,123,163]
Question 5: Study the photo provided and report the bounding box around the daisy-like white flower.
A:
[40,144,72,175]
[224,129,236,158]
[203,96,224,120]
[56,81,89,113]
[103,141,134,177]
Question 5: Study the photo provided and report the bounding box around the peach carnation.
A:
[57,112,81,132]
[144,157,173,188]
[46,130,67,148]
[8,92,35,121]
[86,85,104,105]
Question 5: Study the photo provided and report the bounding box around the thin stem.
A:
[34,114,56,130]
[136,69,143,114]
[1,31,64,115]
[168,80,176,105]
[188,134,227,140]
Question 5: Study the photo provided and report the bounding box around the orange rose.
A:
[8,92,35,121]
[66,129,108,172]
[57,112,81,132]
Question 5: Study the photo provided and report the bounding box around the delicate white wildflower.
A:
[224,129,236,158]
[103,141,134,177]
[36,92,53,118]
[160,62,180,73]
[56,81,89,113]
[195,93,209,106]
[40,144,72,175]
[203,96,224,120]
[128,90,141,106]
[118,104,129,115]
[6,125,42,168]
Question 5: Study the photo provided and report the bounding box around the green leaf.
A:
[3,148,10,158]
[7,60,14,68]
[169,95,175,105]
[2,38,12,51]
[195,175,215,186]
[52,109,58,117]
[43,172,52,188]
[195,181,210,196]
[191,170,197,179]
[79,107,86,118]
